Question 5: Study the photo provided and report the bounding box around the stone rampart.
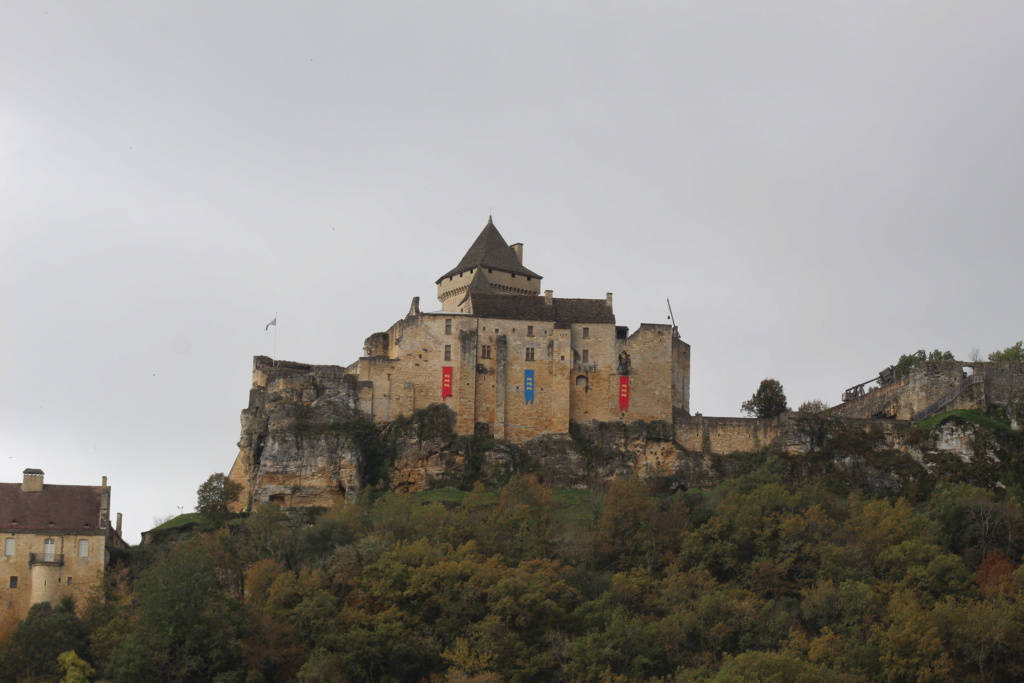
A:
[827,375,911,419]
[978,362,1024,405]
[674,415,780,455]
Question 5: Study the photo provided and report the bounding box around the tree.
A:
[796,400,829,415]
[196,472,243,529]
[988,341,1023,362]
[0,601,90,682]
[741,379,789,418]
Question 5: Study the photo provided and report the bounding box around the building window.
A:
[481,345,492,359]
[66,577,73,586]
[576,375,588,388]
[9,577,17,589]
[445,319,452,334]
[44,539,55,562]
[4,538,12,556]
[78,540,88,558]
[582,350,589,363]
[525,348,535,361]
[527,325,534,337]
[444,345,452,361]
[582,327,590,339]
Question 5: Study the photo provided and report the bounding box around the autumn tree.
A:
[741,378,789,418]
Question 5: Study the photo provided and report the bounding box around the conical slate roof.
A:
[436,217,542,283]
[457,268,496,306]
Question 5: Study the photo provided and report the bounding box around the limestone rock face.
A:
[229,357,362,510]
[389,436,465,492]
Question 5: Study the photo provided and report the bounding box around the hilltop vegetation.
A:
[3,409,1024,682]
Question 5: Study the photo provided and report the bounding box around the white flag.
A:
[265,317,277,330]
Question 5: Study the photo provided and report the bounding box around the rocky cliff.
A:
[229,357,1022,512]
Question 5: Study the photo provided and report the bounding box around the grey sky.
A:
[2,2,1022,542]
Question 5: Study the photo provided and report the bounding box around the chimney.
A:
[116,512,123,536]
[605,293,613,309]
[102,476,108,487]
[408,296,420,317]
[544,290,553,306]
[510,243,524,264]
[22,469,44,492]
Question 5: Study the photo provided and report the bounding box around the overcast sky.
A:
[2,2,1021,542]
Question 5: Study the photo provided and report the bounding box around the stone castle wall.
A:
[674,415,781,455]
[981,362,1024,405]
[346,308,687,443]
[829,362,1024,421]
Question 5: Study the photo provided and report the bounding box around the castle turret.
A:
[436,217,542,311]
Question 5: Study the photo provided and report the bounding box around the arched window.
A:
[575,375,588,388]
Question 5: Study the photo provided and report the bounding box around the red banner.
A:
[619,376,629,411]
[441,367,453,400]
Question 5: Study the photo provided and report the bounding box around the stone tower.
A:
[435,217,543,312]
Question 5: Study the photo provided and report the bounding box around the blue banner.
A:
[524,369,535,404]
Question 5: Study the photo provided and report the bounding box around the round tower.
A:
[436,217,543,311]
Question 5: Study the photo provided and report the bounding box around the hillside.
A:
[3,407,1024,681]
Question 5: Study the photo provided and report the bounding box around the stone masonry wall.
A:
[346,308,687,442]
[674,415,781,455]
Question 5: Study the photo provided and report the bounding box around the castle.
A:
[227,217,1022,510]
[345,217,690,440]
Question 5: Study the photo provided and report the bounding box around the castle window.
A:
[445,319,452,334]
[78,540,88,557]
[525,348,535,361]
[582,327,590,339]
[527,326,534,337]
[576,375,588,388]
[444,345,452,361]
[44,539,55,562]
[481,345,492,359]
[9,576,17,589]
[4,539,12,556]
[582,350,590,363]
[66,577,73,586]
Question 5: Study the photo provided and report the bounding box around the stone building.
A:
[345,217,691,441]
[228,218,691,508]
[1,469,126,621]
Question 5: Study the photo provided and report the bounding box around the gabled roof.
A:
[0,483,106,533]
[467,293,616,326]
[436,217,542,283]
